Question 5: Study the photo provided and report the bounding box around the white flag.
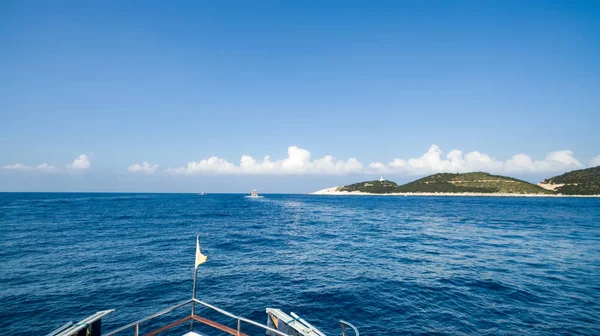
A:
[195,236,207,268]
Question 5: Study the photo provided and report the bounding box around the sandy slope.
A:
[537,182,565,191]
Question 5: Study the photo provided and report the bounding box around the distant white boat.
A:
[198,192,206,196]
[247,189,262,198]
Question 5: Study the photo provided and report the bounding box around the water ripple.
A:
[0,193,599,335]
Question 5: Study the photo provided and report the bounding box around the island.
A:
[538,166,600,195]
[312,169,600,197]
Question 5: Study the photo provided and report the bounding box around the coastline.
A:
[310,187,600,197]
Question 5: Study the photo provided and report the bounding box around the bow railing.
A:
[105,298,290,336]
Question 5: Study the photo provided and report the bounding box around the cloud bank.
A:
[368,145,584,175]
[0,163,57,172]
[128,162,158,174]
[1,154,89,173]
[2,148,596,177]
[166,146,362,175]
[166,145,589,176]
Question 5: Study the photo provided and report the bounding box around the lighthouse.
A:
[379,176,384,182]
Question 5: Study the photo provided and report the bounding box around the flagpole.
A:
[190,234,208,331]
[190,236,199,331]
[190,264,198,330]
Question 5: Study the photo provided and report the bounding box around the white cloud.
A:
[1,163,57,172]
[1,163,31,171]
[128,162,158,174]
[35,163,58,172]
[2,155,88,173]
[166,145,363,175]
[368,145,584,175]
[590,155,600,167]
[167,145,588,176]
[67,154,91,170]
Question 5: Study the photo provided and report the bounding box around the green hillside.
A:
[541,166,600,195]
[395,172,552,194]
[337,172,552,194]
[338,180,399,193]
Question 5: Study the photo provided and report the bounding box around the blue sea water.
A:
[1,193,599,336]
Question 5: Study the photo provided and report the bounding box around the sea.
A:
[1,193,599,336]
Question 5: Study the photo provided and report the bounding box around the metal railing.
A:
[105,298,290,336]
[340,320,359,336]
[46,322,73,336]
[105,299,192,336]
[49,310,114,336]
[192,298,290,336]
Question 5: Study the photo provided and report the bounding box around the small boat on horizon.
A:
[48,237,359,336]
[247,189,262,198]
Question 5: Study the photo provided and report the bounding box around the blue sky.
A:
[1,1,599,192]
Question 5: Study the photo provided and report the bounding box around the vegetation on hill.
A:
[394,172,552,194]
[541,166,600,195]
[338,180,399,193]
[337,172,552,194]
